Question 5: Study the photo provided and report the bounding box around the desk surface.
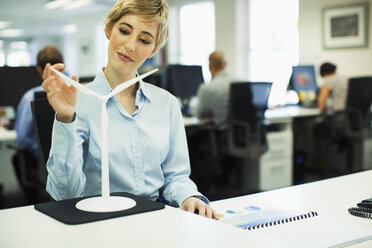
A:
[265,105,320,123]
[0,170,371,247]
[212,170,372,248]
[0,127,16,142]
[184,106,320,126]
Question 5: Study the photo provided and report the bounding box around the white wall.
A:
[214,0,238,76]
[168,0,248,78]
[299,0,372,79]
[30,36,63,65]
[74,12,108,77]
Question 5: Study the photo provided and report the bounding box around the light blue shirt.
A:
[15,85,44,158]
[46,69,205,207]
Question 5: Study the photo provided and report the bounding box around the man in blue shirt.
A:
[13,46,64,202]
[15,45,64,159]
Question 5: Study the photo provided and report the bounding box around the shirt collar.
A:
[93,68,153,102]
[214,70,228,78]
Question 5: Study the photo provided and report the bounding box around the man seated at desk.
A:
[187,50,238,198]
[194,50,238,129]
[13,46,64,202]
[15,46,64,160]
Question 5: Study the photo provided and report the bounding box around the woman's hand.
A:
[42,63,78,123]
[181,196,219,220]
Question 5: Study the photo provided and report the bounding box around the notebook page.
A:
[213,202,372,248]
[255,215,372,248]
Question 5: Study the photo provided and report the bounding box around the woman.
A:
[42,0,217,219]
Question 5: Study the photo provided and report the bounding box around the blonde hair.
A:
[104,0,169,50]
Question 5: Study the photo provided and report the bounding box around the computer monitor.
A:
[290,65,318,93]
[161,64,204,115]
[0,66,42,111]
[289,65,319,107]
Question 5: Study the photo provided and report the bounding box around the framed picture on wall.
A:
[323,3,369,49]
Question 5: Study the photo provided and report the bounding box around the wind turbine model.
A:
[50,67,158,212]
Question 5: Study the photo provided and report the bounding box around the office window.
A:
[173,1,215,82]
[248,0,299,106]
[6,41,31,66]
[0,40,4,66]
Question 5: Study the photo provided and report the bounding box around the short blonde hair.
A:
[104,0,169,50]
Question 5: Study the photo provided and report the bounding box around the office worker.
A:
[15,45,64,160]
[312,62,348,171]
[194,50,237,129]
[318,62,348,113]
[42,0,217,219]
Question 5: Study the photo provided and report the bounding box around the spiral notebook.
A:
[215,202,318,230]
[213,202,372,248]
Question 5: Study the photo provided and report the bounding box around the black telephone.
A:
[348,198,372,219]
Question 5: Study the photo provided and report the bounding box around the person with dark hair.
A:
[13,45,64,203]
[15,45,64,159]
[318,62,348,113]
[312,62,348,172]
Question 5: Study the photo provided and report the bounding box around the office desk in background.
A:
[0,170,371,247]
[184,106,321,192]
[265,105,320,123]
[0,127,16,208]
[0,127,16,142]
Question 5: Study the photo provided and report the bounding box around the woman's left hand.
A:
[181,197,219,220]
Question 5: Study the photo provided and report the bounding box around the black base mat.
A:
[34,192,165,225]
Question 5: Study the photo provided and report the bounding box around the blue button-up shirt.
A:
[46,69,205,207]
[15,85,44,158]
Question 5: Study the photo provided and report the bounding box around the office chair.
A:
[31,94,55,168]
[321,77,372,174]
[8,91,50,204]
[190,82,272,198]
[345,77,372,138]
[225,82,272,159]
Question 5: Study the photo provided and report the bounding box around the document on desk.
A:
[213,202,372,248]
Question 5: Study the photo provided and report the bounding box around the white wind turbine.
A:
[50,67,158,212]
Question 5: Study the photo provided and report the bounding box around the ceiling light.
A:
[0,29,24,37]
[44,0,71,9]
[0,21,11,29]
[62,24,77,33]
[63,0,93,10]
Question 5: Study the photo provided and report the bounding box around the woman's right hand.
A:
[42,63,78,123]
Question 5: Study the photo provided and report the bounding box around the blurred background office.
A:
[0,0,372,207]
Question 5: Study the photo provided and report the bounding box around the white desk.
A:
[0,201,276,247]
[211,169,372,248]
[258,106,319,190]
[0,127,16,142]
[265,105,320,123]
[0,170,371,247]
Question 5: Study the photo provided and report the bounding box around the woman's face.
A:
[105,14,159,77]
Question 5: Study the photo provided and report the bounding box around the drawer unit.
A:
[259,158,292,191]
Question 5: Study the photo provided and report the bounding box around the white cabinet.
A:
[259,121,293,191]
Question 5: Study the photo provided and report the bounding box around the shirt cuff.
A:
[192,195,210,205]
